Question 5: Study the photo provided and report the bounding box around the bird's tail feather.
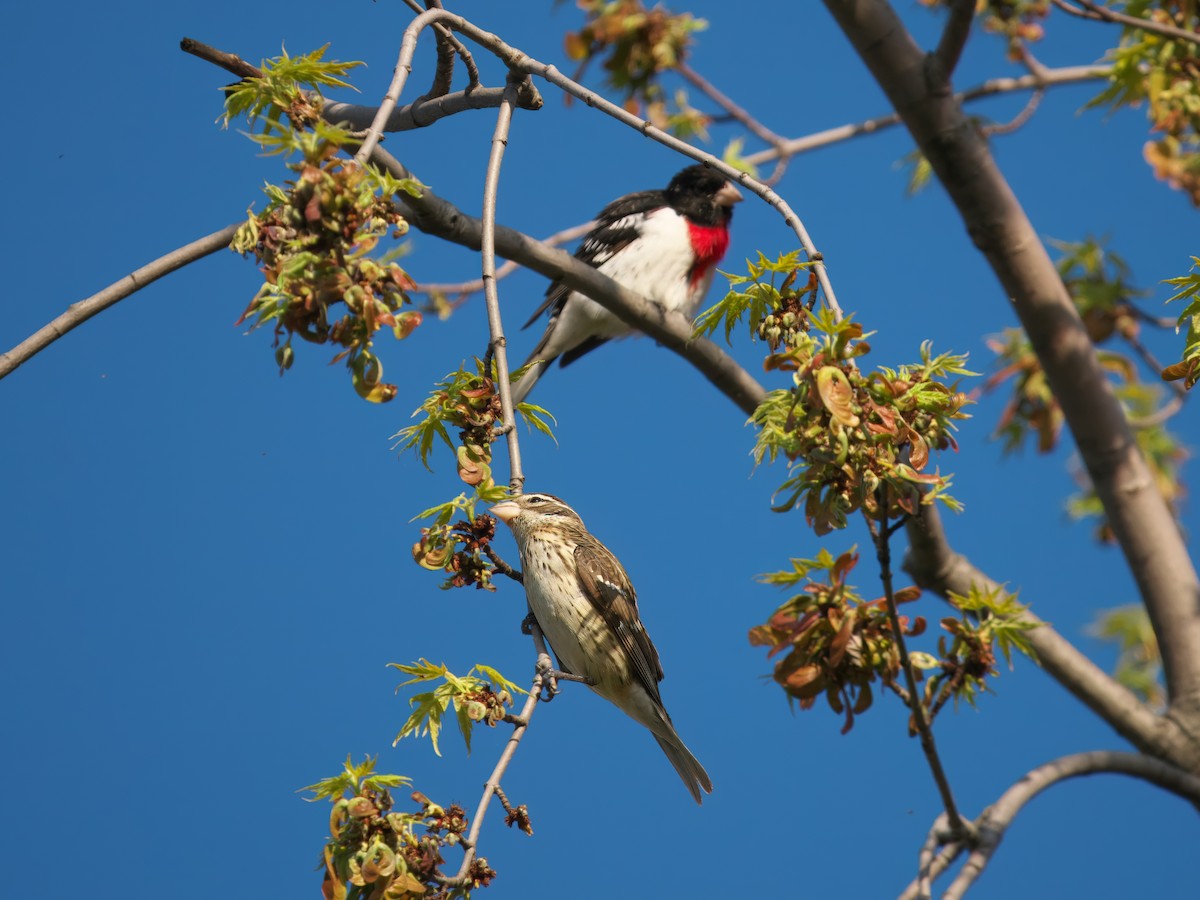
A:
[653,734,713,805]
[510,323,561,406]
[510,356,554,406]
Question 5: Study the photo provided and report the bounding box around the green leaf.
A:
[473,664,527,696]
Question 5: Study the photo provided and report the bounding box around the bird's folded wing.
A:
[573,536,666,704]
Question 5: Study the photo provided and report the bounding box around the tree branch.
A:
[980,88,1044,137]
[675,62,792,183]
[823,0,1200,720]
[0,223,240,381]
[405,0,480,96]
[180,36,541,135]
[183,36,769,415]
[900,751,1200,898]
[386,165,769,416]
[677,62,786,148]
[942,751,1200,898]
[438,624,550,887]
[409,221,596,301]
[934,0,976,78]
[742,65,1107,168]
[179,36,260,79]
[909,813,963,900]
[480,77,525,494]
[324,86,542,132]
[1050,0,1200,47]
[904,502,1200,771]
[871,505,970,837]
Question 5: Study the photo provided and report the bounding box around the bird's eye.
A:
[527,496,546,505]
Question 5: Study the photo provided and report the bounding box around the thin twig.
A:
[676,62,787,148]
[914,812,956,900]
[870,501,970,839]
[981,88,1044,136]
[900,842,964,900]
[0,223,240,381]
[439,644,546,887]
[942,751,1200,898]
[1130,306,1179,330]
[325,86,541,132]
[483,544,523,584]
[1128,393,1185,430]
[400,0,481,91]
[1050,0,1200,46]
[675,62,793,185]
[934,0,976,78]
[179,37,260,79]
[480,76,526,494]
[743,65,1107,168]
[1120,327,1189,427]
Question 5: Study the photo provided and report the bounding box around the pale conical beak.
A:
[716,181,744,207]
[490,500,520,523]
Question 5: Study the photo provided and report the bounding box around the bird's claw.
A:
[520,612,538,635]
[535,653,559,700]
[535,658,595,701]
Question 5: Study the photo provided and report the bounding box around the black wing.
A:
[521,188,668,330]
[573,533,665,705]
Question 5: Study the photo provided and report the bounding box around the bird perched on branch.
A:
[510,165,742,404]
[490,492,712,803]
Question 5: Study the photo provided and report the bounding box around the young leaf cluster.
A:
[231,132,421,403]
[1083,3,1200,204]
[750,552,1040,735]
[305,755,494,900]
[693,250,816,348]
[397,360,553,588]
[1163,256,1200,388]
[222,44,363,135]
[225,47,424,402]
[410,495,509,592]
[984,239,1187,540]
[390,659,526,756]
[394,359,553,486]
[748,548,926,734]
[703,252,971,534]
[565,0,706,121]
[922,585,1039,721]
[1088,604,1165,707]
[984,326,1063,453]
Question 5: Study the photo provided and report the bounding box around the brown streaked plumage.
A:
[490,492,712,803]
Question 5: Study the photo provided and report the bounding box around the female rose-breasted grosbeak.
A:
[510,165,742,404]
[490,492,712,803]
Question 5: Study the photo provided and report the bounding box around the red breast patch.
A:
[687,222,731,287]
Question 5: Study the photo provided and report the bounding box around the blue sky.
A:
[4,2,1198,898]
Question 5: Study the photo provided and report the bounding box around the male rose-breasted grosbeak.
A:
[510,165,742,404]
[490,492,712,803]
